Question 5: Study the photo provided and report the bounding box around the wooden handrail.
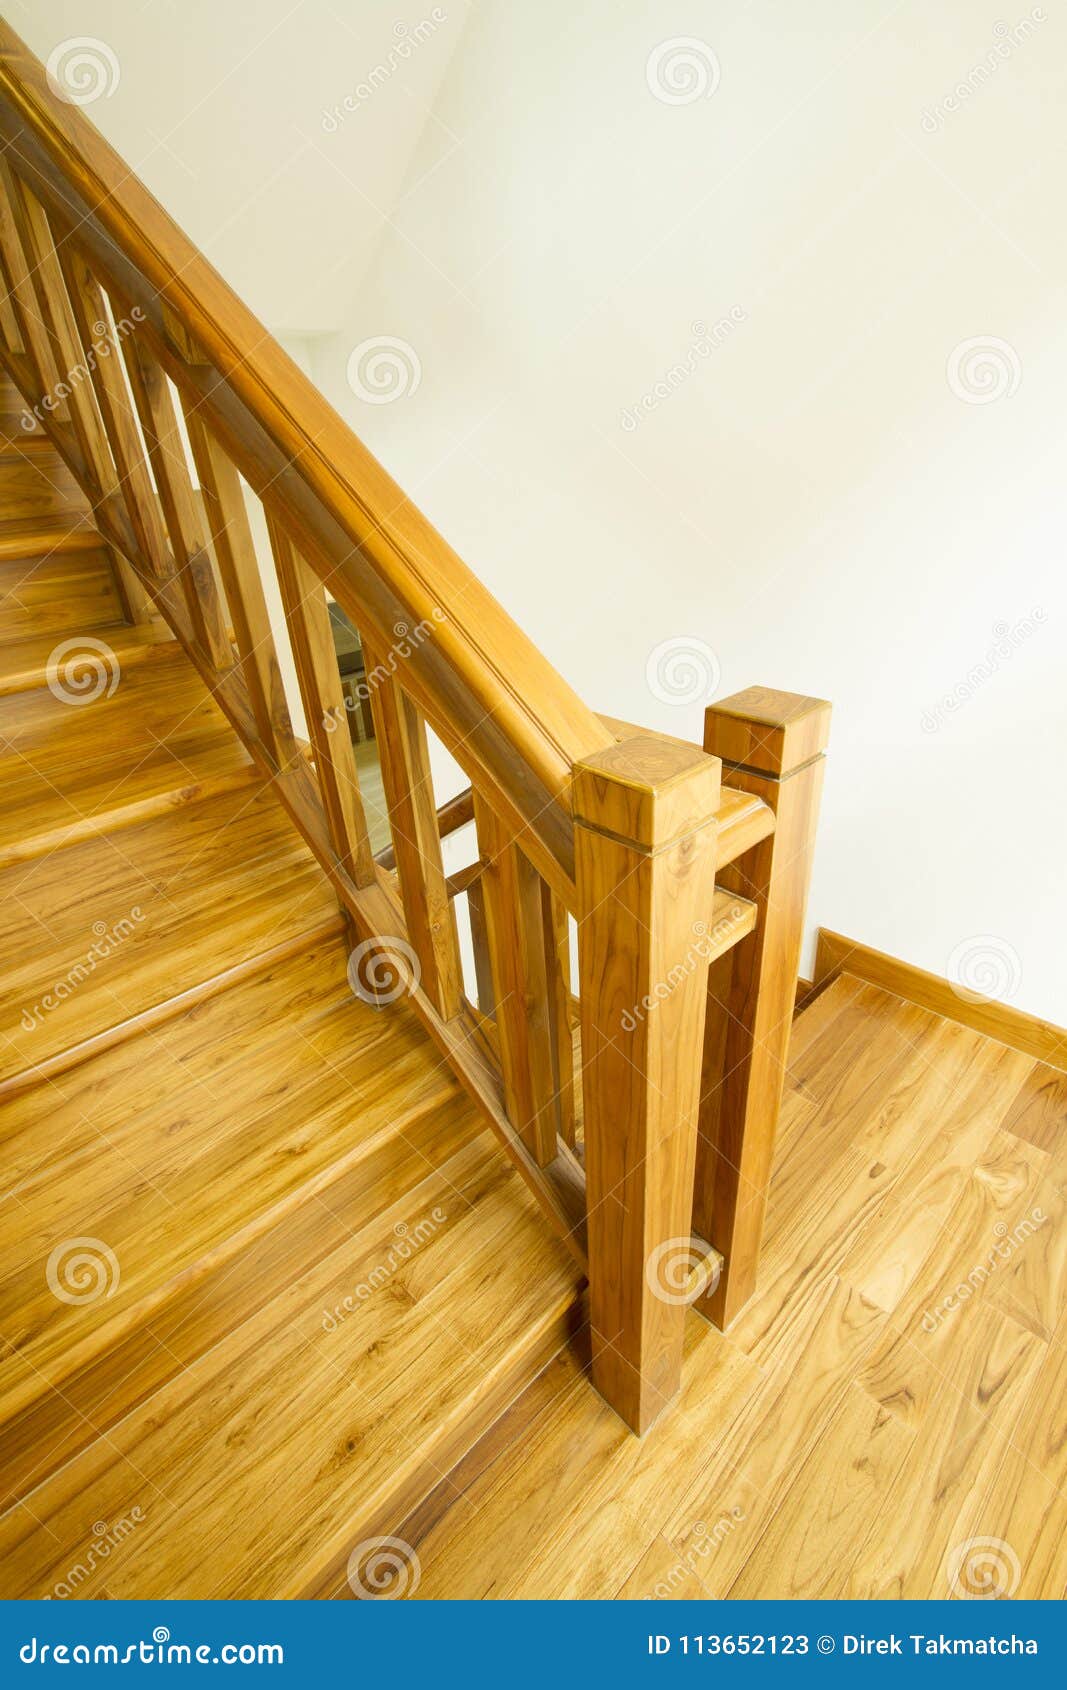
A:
[0,19,613,897]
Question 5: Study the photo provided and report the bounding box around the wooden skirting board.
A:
[813,928,1067,1072]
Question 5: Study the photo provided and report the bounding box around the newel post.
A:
[574,736,721,1435]
[692,687,831,1329]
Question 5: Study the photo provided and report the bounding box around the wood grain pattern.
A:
[694,688,830,1328]
[366,643,463,1020]
[473,795,560,1166]
[384,972,1066,1599]
[574,736,721,1433]
[815,927,1067,1072]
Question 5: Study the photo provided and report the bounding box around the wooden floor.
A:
[1,375,1064,1600]
[374,974,1067,1601]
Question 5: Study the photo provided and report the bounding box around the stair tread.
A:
[0,782,340,1089]
[0,545,121,635]
[0,935,468,1458]
[0,512,101,562]
[0,640,255,864]
[0,1119,579,1598]
[0,620,174,698]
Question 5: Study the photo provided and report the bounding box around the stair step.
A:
[0,641,255,867]
[0,513,101,563]
[0,453,88,525]
[0,936,474,1502]
[0,544,122,637]
[0,620,173,698]
[0,1115,580,1597]
[0,782,341,1095]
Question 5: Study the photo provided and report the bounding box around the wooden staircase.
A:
[0,387,581,1596]
[0,22,834,1597]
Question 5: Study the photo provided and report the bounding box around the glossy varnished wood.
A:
[384,975,1067,1599]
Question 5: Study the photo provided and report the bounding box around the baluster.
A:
[364,641,463,1021]
[180,403,297,767]
[0,161,71,422]
[541,883,576,1152]
[268,516,376,888]
[465,878,496,1019]
[692,688,831,1328]
[574,735,721,1434]
[0,172,154,622]
[472,798,561,1167]
[118,326,233,670]
[53,241,171,580]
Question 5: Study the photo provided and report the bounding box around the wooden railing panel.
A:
[0,26,834,1438]
[541,884,577,1153]
[365,647,464,1021]
[0,156,69,421]
[54,244,170,581]
[180,402,297,768]
[472,796,560,1167]
[269,516,376,889]
[0,26,616,895]
[118,325,233,670]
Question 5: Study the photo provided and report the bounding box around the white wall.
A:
[311,0,1067,1025]
[17,0,468,331]
[19,0,1066,1023]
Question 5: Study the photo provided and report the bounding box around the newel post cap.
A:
[704,687,831,777]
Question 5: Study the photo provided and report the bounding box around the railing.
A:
[0,20,829,1435]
